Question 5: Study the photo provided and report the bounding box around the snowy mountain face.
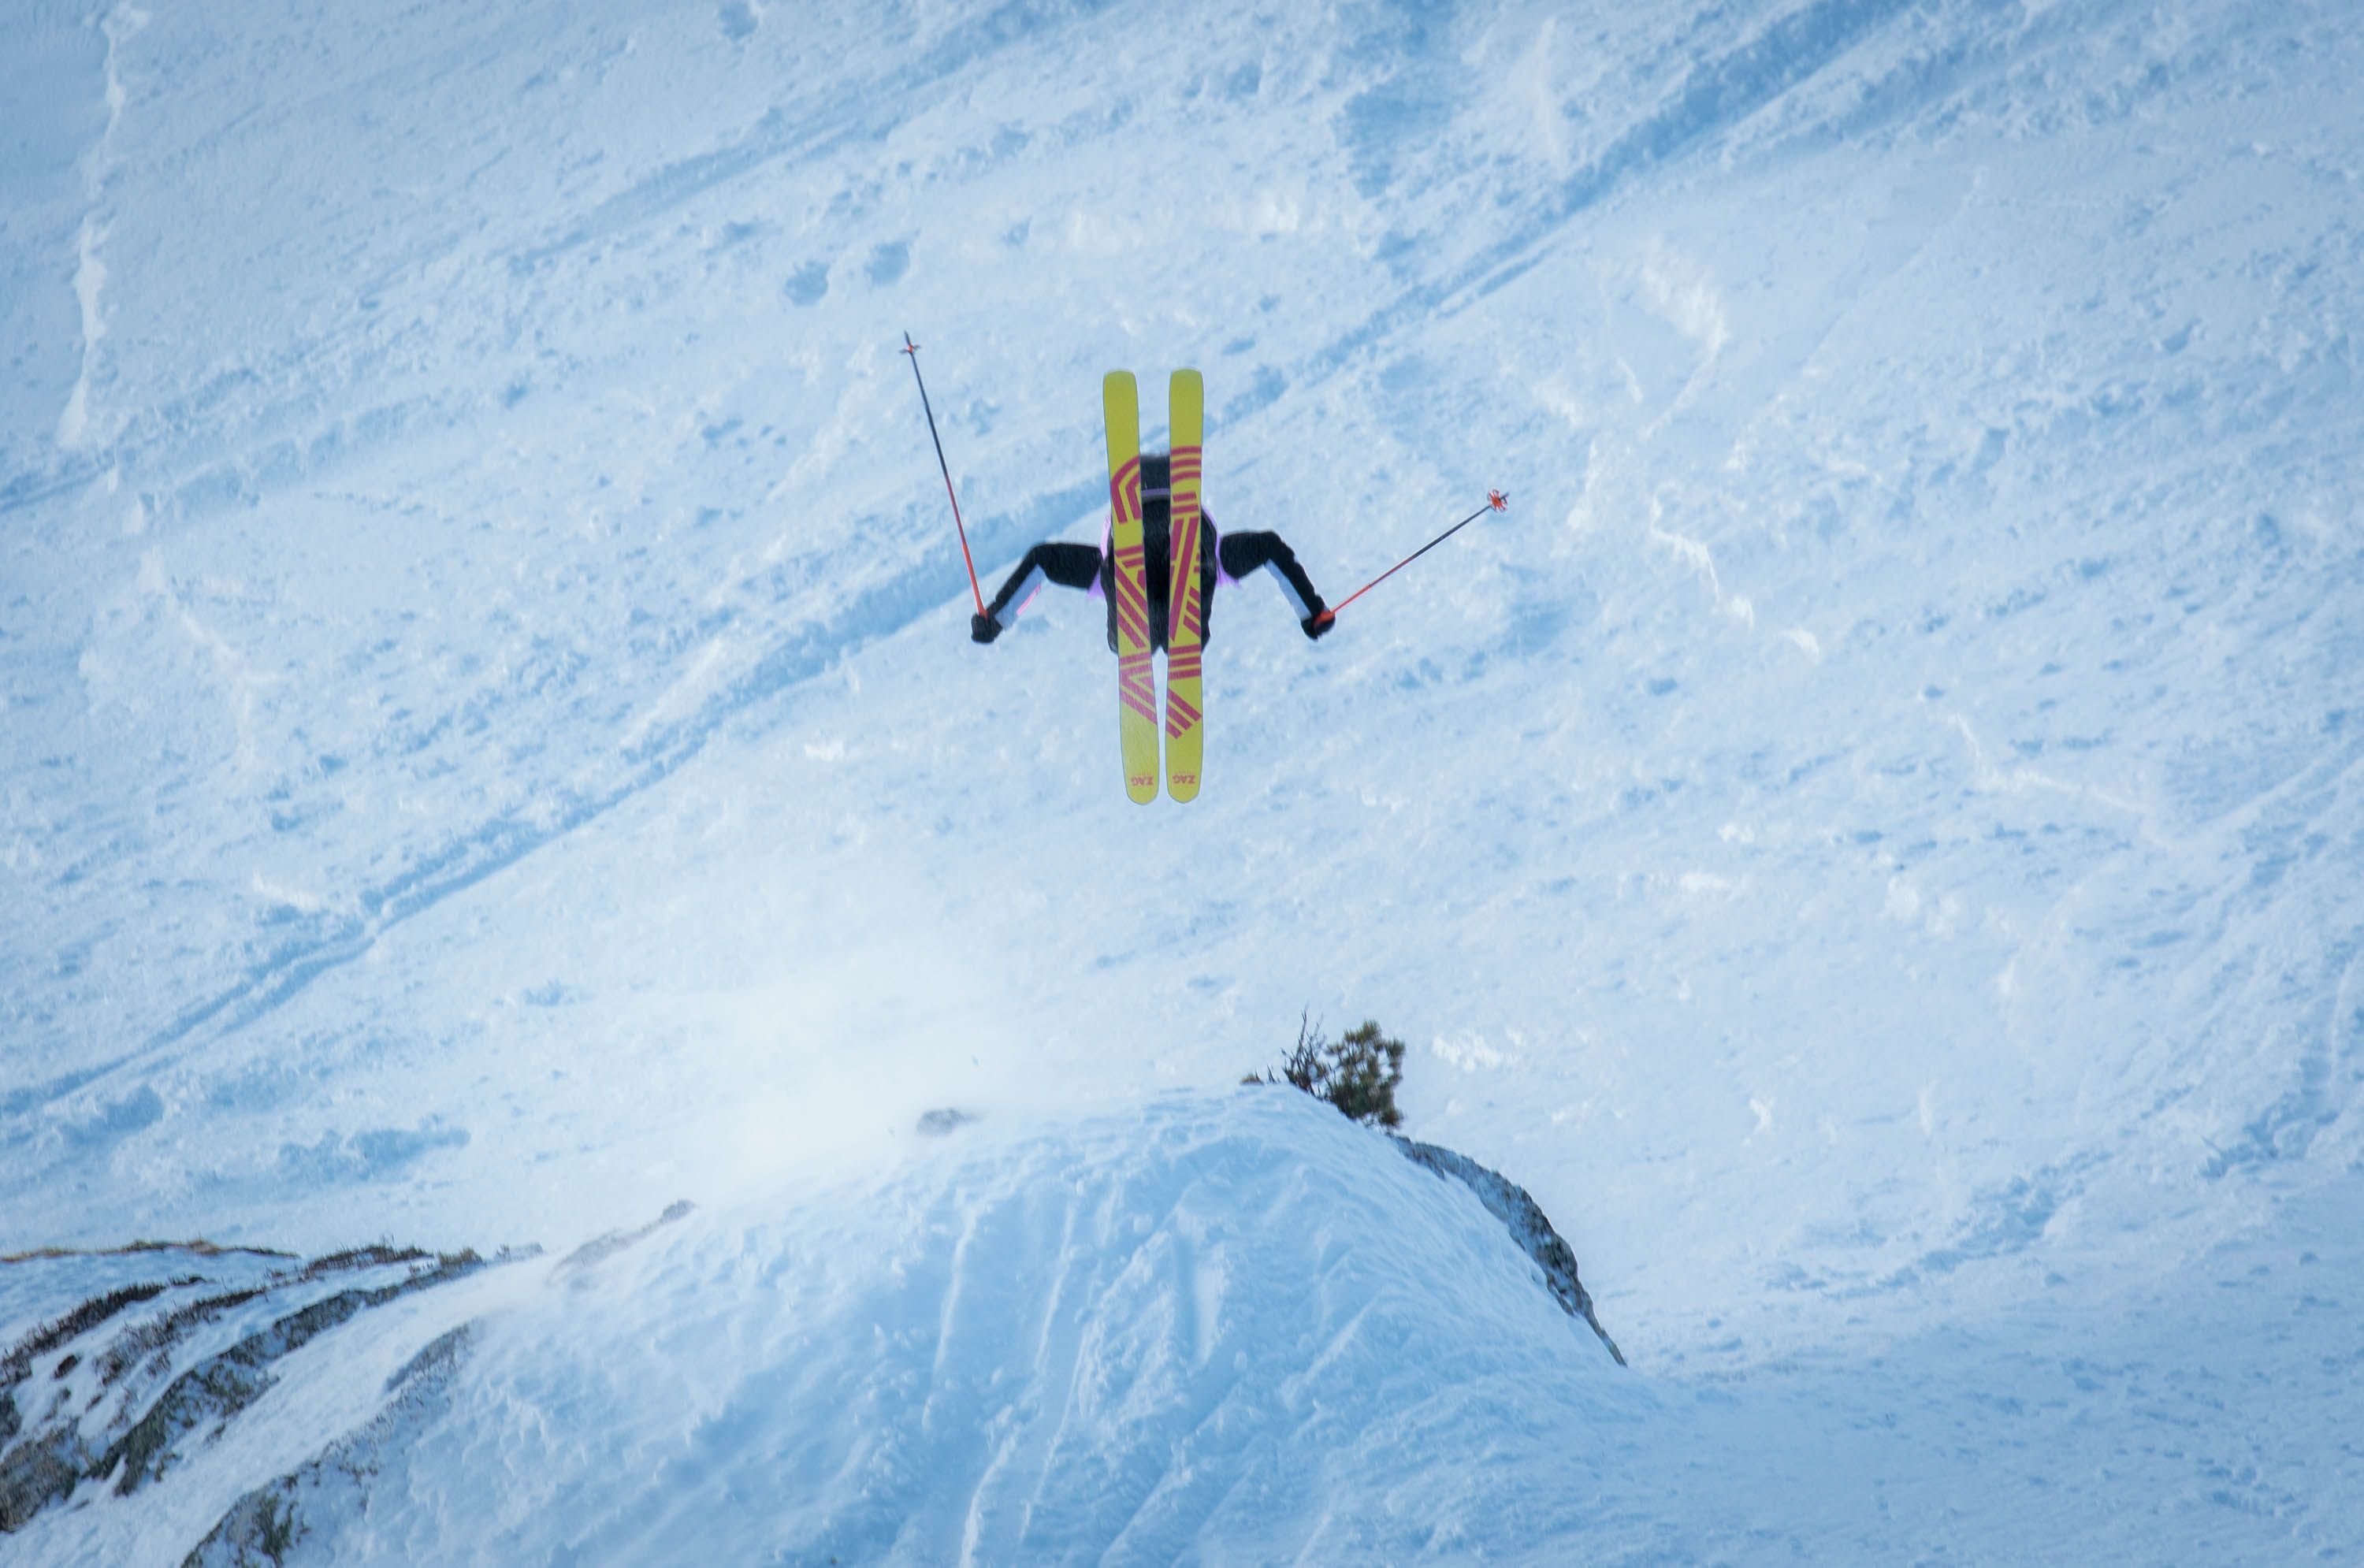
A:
[4,0,2360,1560]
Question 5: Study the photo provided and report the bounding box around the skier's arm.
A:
[975,542,1102,642]
[1217,531,1331,639]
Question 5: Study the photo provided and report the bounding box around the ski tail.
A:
[1164,369,1206,801]
[1103,372,1158,803]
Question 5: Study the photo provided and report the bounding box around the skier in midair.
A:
[969,451,1332,647]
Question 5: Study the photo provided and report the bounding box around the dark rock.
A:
[0,1245,493,1536]
[182,1323,478,1568]
[104,1253,487,1498]
[1390,1135,1626,1366]
[0,1428,80,1532]
[555,1200,696,1280]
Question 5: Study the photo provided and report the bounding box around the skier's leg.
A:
[977,542,1102,641]
[1217,531,1329,635]
[1195,518,1220,646]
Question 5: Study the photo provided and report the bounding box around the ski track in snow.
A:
[2,0,2043,1117]
[6,0,1957,1110]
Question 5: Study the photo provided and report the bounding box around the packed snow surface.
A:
[3,0,2360,1560]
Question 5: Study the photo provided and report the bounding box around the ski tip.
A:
[1489,489,1509,511]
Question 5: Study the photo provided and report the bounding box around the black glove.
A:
[971,612,1003,645]
[1302,609,1335,641]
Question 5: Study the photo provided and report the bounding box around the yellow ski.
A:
[1164,369,1206,801]
[1103,371,1158,803]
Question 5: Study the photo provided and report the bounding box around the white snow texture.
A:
[2,0,2359,1561]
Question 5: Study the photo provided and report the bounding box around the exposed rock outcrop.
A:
[1390,1135,1626,1365]
[182,1324,478,1568]
[0,1243,494,1535]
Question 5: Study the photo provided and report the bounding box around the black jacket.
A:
[1104,501,1221,655]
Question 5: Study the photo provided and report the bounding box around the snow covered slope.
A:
[22,1094,1648,1565]
[5,0,2360,1559]
[14,1089,2347,1565]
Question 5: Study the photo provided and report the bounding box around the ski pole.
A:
[901,331,987,617]
[1322,489,1508,622]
